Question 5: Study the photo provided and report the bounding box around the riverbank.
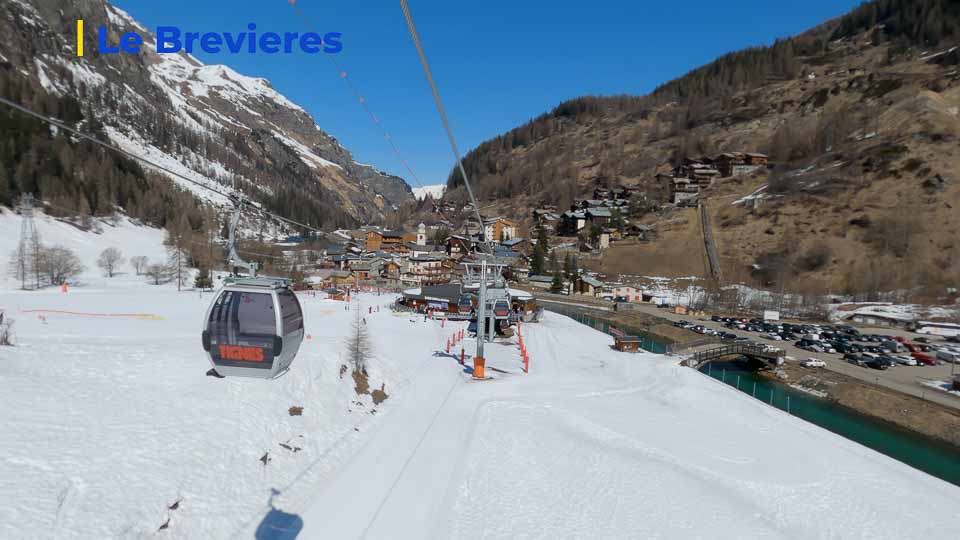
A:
[760,361,960,449]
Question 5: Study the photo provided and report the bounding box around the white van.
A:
[881,340,907,353]
[936,350,959,364]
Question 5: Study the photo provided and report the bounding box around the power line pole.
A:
[16,194,40,290]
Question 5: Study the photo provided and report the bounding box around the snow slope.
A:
[1,230,959,538]
[411,184,446,200]
[0,208,169,290]
[294,312,960,539]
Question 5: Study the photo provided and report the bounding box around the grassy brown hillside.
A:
[431,0,960,300]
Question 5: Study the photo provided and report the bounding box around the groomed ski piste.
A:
[1,211,959,539]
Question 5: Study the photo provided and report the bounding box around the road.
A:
[532,292,960,411]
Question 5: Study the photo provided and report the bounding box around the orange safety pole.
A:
[460,346,465,365]
[446,338,450,354]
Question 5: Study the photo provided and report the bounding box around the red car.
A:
[911,351,937,366]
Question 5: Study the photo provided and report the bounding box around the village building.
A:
[714,151,769,177]
[328,270,356,288]
[558,210,587,236]
[365,229,416,252]
[483,217,519,243]
[532,208,561,228]
[676,162,721,188]
[848,312,915,329]
[611,284,643,302]
[669,178,700,205]
[331,253,361,270]
[584,207,612,227]
[526,275,555,290]
[381,260,401,280]
[500,237,528,255]
[745,152,769,167]
[445,235,473,257]
[573,275,603,296]
[576,199,606,210]
[400,283,468,314]
[403,253,449,286]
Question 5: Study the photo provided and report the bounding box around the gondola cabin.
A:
[202,277,304,378]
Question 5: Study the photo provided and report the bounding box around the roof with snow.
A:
[580,276,603,287]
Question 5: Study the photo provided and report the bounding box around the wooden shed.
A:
[614,335,642,353]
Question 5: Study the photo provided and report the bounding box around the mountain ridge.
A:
[1,0,413,229]
[433,0,960,300]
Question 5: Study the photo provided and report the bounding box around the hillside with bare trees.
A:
[428,0,960,301]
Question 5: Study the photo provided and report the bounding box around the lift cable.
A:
[0,95,326,236]
[399,0,490,254]
[289,1,466,225]
[288,1,429,192]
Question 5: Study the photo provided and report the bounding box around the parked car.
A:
[892,355,917,366]
[844,353,866,366]
[865,358,889,370]
[877,355,899,368]
[936,350,959,364]
[761,333,782,341]
[881,340,908,353]
[911,351,937,366]
[801,357,826,368]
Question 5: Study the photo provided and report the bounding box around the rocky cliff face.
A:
[2,0,412,226]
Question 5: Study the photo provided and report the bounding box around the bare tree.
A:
[145,263,171,285]
[130,255,149,275]
[0,314,13,346]
[165,223,192,292]
[344,301,371,375]
[40,246,84,286]
[97,247,125,277]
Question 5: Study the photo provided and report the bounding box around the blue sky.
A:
[112,0,862,188]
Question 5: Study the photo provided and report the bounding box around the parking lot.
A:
[629,304,960,410]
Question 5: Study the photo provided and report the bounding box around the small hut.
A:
[614,335,642,353]
[610,326,642,353]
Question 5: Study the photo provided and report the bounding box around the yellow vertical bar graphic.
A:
[77,20,84,57]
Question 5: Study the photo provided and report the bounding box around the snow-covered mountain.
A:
[411,183,446,200]
[1,0,413,226]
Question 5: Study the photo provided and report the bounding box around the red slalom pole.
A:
[446,338,450,354]
[460,346,465,365]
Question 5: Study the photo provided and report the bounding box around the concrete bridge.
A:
[685,343,785,369]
